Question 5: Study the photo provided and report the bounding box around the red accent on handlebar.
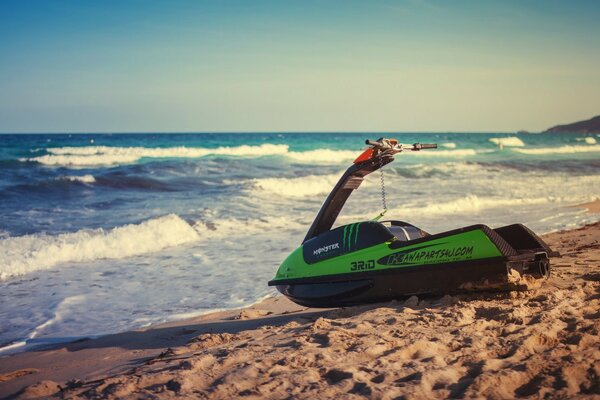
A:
[353,148,374,164]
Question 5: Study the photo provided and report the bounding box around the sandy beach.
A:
[1,219,599,399]
[2,0,599,397]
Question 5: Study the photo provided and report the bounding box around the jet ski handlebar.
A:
[365,139,437,153]
[303,138,437,242]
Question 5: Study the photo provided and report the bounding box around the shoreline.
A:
[1,221,599,398]
[0,293,279,357]
[3,204,599,357]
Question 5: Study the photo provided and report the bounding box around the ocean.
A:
[1,132,599,352]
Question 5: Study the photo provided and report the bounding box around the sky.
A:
[0,0,599,133]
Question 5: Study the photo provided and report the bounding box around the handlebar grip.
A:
[413,143,437,150]
[365,139,387,149]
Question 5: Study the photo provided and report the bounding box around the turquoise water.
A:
[0,132,599,352]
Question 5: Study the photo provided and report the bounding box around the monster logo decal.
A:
[342,223,361,251]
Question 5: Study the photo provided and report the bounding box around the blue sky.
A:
[1,0,599,132]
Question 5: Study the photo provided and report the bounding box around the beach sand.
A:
[1,222,599,399]
[574,199,600,214]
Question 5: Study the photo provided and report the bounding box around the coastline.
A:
[1,220,599,398]
[573,198,600,214]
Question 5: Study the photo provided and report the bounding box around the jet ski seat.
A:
[382,220,430,242]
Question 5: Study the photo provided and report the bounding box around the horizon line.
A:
[0,130,534,135]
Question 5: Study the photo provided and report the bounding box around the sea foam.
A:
[24,144,290,166]
[0,214,199,280]
[575,137,597,144]
[396,194,550,215]
[405,149,478,157]
[489,137,525,147]
[24,143,481,167]
[513,145,600,155]
[57,175,96,184]
[192,215,304,238]
[286,149,359,164]
[251,173,347,197]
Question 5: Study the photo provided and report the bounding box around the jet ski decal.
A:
[379,244,474,266]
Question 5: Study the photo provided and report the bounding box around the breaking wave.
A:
[0,213,308,280]
[285,149,358,164]
[489,137,525,147]
[405,149,478,157]
[22,143,483,167]
[396,195,550,215]
[513,145,600,155]
[248,162,514,198]
[339,194,590,223]
[192,215,304,238]
[574,137,597,144]
[0,214,199,280]
[250,173,347,198]
[23,144,290,166]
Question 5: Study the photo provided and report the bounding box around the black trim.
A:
[303,154,394,243]
[268,256,507,286]
[494,224,559,257]
[273,257,512,308]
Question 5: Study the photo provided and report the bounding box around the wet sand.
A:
[1,222,599,399]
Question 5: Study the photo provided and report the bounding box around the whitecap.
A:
[286,149,358,164]
[441,142,457,148]
[0,214,199,280]
[513,145,600,155]
[489,137,525,147]
[250,173,347,198]
[23,144,290,167]
[57,175,96,184]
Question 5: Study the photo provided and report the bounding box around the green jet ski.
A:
[268,138,557,307]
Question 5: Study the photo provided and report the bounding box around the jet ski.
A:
[268,138,557,307]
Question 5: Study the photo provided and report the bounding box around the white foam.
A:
[406,149,478,157]
[24,144,290,166]
[29,154,140,166]
[575,137,597,144]
[57,175,96,184]
[286,149,358,164]
[251,173,347,198]
[166,293,276,322]
[285,148,479,161]
[0,295,88,354]
[513,145,600,155]
[489,137,525,147]
[441,142,457,148]
[23,143,483,167]
[0,214,199,280]
[373,195,569,219]
[29,296,86,339]
[192,215,304,238]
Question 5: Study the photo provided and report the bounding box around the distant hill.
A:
[544,115,600,134]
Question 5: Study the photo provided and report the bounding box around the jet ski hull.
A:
[268,138,557,308]
[269,224,554,308]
